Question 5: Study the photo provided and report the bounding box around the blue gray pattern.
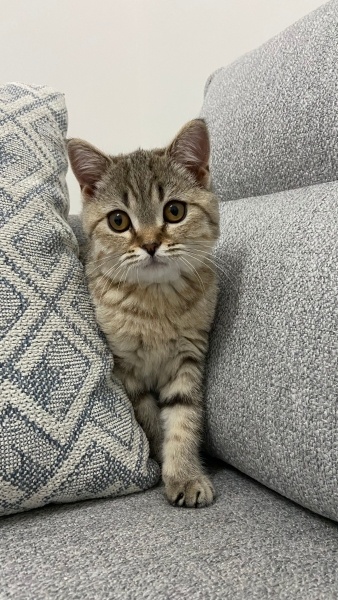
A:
[0,83,159,516]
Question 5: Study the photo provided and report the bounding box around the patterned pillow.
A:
[0,83,159,516]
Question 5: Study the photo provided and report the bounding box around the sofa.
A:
[1,1,337,598]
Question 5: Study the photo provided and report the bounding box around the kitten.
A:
[68,119,220,507]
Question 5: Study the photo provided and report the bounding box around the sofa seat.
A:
[2,459,338,599]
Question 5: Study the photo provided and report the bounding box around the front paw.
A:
[164,475,215,508]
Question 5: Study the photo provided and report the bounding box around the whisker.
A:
[187,248,227,268]
[166,247,183,254]
[124,254,139,262]
[192,255,239,294]
[98,262,126,303]
[187,240,215,249]
[179,256,206,294]
[118,263,132,293]
[165,245,230,284]
[85,252,137,276]
[97,267,116,304]
[187,246,236,273]
[87,253,139,280]
[183,249,240,297]
[86,257,120,278]
[85,254,120,264]
[85,253,124,267]
[122,259,143,267]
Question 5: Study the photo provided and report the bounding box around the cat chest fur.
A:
[93,281,214,392]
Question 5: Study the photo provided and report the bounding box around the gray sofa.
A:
[1,1,338,598]
[2,458,338,599]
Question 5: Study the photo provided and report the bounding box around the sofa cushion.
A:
[2,461,338,599]
[0,83,159,516]
[204,180,338,521]
[201,0,338,202]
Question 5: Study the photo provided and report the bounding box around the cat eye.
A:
[107,210,131,232]
[163,201,186,223]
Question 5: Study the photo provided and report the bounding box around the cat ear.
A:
[67,139,110,198]
[168,119,210,188]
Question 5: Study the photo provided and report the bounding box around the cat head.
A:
[68,119,219,285]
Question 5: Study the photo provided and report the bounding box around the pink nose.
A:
[142,242,160,256]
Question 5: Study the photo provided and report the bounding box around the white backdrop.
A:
[1,0,324,212]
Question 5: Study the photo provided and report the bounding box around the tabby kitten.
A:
[68,119,220,507]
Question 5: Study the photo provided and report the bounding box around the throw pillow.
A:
[0,83,159,516]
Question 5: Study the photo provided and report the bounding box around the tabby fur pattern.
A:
[68,119,220,507]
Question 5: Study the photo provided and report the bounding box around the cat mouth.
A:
[127,254,181,284]
[142,256,169,269]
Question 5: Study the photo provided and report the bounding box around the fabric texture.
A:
[200,0,338,521]
[204,181,338,521]
[201,0,338,202]
[2,461,338,600]
[0,83,159,516]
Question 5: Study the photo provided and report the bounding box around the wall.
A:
[1,0,325,212]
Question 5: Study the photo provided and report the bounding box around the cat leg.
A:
[114,367,163,463]
[159,370,215,508]
[132,392,163,463]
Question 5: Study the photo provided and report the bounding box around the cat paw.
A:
[164,475,215,508]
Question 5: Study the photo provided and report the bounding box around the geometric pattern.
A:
[0,83,159,516]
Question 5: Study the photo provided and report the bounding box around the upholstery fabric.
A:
[0,83,159,516]
[204,181,338,521]
[201,0,338,202]
[200,0,338,521]
[2,462,338,599]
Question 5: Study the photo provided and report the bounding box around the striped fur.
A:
[68,120,220,507]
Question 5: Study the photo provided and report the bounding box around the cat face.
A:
[68,119,219,285]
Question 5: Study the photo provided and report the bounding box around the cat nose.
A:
[142,242,160,256]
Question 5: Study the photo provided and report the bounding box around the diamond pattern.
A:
[0,279,28,340]
[0,83,159,516]
[0,189,17,228]
[13,212,64,277]
[23,331,90,419]
[1,132,43,185]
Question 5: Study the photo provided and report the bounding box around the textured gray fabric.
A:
[204,180,338,521]
[0,84,159,516]
[201,0,338,202]
[2,461,338,600]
